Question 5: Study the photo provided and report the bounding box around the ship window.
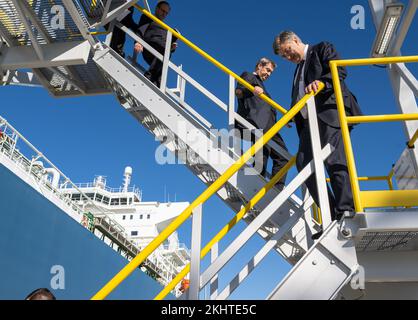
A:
[111,198,119,206]
[131,231,138,236]
[120,198,127,205]
[147,214,150,219]
[102,196,110,205]
[129,198,132,205]
[130,215,133,220]
[140,215,143,219]
[95,194,103,202]
[122,215,126,220]
[71,194,81,201]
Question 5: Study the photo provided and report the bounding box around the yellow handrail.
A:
[155,157,296,300]
[330,55,418,213]
[91,83,325,300]
[408,129,418,148]
[133,4,288,115]
[347,114,418,124]
[326,176,389,182]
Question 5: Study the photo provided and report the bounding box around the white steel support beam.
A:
[267,220,359,300]
[216,206,305,300]
[307,96,332,228]
[188,204,203,300]
[394,63,418,97]
[228,76,235,132]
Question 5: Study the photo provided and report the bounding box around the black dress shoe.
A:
[311,230,323,240]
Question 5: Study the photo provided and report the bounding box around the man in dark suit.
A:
[134,1,178,87]
[235,58,289,191]
[273,31,362,228]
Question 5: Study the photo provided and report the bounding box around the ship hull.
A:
[0,163,171,300]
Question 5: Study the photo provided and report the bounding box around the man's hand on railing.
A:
[305,80,323,94]
[134,42,144,54]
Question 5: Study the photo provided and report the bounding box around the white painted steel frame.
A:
[306,97,332,228]
[369,0,418,176]
[118,23,293,163]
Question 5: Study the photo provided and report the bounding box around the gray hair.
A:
[273,31,301,55]
[255,57,277,70]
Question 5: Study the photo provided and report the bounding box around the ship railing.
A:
[0,116,134,239]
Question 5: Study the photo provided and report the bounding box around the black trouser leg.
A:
[142,43,166,87]
[268,134,289,192]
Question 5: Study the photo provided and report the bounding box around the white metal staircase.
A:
[1,0,418,300]
[92,45,311,264]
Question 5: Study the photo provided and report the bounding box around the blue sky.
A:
[1,0,417,299]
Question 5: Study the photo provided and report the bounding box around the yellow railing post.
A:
[330,55,418,212]
[330,61,363,213]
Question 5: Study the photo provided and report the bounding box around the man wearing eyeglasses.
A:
[273,31,362,238]
[134,1,178,87]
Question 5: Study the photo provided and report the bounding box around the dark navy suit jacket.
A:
[291,42,362,134]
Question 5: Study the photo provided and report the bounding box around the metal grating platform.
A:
[357,231,418,252]
[78,0,127,22]
[0,0,88,46]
